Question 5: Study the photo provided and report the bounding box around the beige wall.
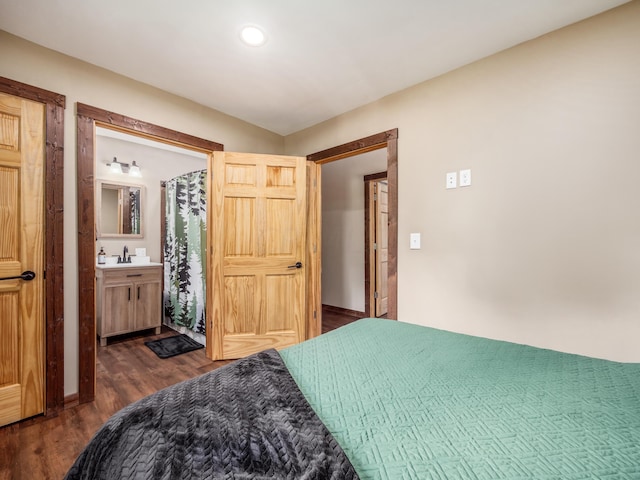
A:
[2,1,639,397]
[286,2,640,362]
[322,150,387,312]
[0,31,284,395]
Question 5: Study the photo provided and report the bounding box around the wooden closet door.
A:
[0,92,45,427]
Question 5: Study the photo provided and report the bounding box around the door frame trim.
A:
[76,103,223,403]
[0,76,66,416]
[307,128,398,320]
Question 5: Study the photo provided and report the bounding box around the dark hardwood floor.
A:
[321,308,363,333]
[0,313,356,480]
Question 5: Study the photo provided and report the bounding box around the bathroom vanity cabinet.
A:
[96,264,162,346]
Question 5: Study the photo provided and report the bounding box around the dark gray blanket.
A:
[65,349,359,479]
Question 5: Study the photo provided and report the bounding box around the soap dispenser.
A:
[97,247,106,265]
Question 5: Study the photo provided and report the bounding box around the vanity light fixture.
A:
[129,161,142,177]
[109,157,123,174]
[106,157,142,177]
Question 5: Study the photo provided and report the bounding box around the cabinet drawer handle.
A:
[128,287,131,301]
[127,274,143,277]
[137,286,140,300]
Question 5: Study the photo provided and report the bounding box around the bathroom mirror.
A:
[96,181,144,238]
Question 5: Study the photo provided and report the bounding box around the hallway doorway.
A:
[307,128,398,327]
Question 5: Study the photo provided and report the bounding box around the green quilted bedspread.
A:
[280,318,640,479]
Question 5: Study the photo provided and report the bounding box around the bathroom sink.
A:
[130,255,151,264]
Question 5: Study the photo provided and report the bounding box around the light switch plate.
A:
[459,169,471,187]
[446,172,457,189]
[410,233,421,250]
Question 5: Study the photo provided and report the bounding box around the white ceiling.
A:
[0,0,629,135]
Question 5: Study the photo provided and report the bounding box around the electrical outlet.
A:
[460,169,471,187]
[446,172,457,189]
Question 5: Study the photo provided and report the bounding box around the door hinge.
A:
[313,310,317,319]
[373,193,377,201]
[373,243,377,250]
[374,291,379,299]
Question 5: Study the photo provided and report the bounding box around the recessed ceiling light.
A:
[240,25,266,47]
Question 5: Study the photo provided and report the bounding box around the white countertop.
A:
[96,262,163,269]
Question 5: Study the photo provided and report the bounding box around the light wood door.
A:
[209,152,307,360]
[0,93,45,427]
[375,181,389,316]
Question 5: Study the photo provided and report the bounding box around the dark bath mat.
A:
[145,334,204,359]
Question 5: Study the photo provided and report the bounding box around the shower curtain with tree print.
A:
[163,170,207,345]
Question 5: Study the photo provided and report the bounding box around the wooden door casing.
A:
[0,77,66,417]
[76,104,223,403]
[308,129,398,321]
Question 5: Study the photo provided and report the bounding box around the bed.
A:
[66,318,640,479]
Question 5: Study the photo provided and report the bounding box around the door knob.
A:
[0,270,36,281]
[287,262,303,269]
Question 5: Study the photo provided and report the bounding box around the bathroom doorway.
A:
[76,103,222,403]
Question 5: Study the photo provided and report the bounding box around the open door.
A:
[0,92,45,426]
[375,181,389,316]
[208,152,307,360]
